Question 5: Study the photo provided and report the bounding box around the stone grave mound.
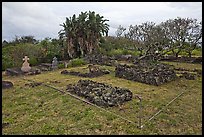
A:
[115,62,177,86]
[61,65,110,78]
[84,54,117,66]
[160,56,202,64]
[66,80,133,107]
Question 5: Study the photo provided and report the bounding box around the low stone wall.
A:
[61,69,110,78]
[84,54,117,66]
[66,80,133,107]
[115,63,177,86]
[160,56,202,64]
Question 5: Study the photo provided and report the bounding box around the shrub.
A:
[58,63,65,69]
[2,56,14,71]
[29,57,38,66]
[70,58,87,67]
[192,49,202,56]
[108,49,123,56]
[2,43,43,70]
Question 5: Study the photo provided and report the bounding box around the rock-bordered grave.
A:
[84,54,117,66]
[66,80,133,107]
[115,62,177,86]
[61,64,110,78]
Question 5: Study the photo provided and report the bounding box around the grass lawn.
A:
[2,62,202,135]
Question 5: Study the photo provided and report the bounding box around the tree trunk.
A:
[188,52,192,58]
[175,52,179,58]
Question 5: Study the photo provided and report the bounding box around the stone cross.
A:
[21,56,31,72]
[52,57,58,70]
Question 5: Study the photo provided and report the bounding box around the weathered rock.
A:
[2,122,10,128]
[115,62,177,86]
[6,67,41,76]
[179,72,197,80]
[2,81,13,89]
[66,80,133,107]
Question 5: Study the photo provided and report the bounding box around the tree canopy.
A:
[58,11,110,59]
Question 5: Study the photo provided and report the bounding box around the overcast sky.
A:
[2,2,202,42]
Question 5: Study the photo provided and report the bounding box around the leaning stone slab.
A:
[5,67,41,76]
[6,68,24,76]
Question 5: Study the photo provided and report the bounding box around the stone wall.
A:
[61,69,110,78]
[66,80,133,107]
[160,56,202,64]
[115,63,177,86]
[84,54,117,66]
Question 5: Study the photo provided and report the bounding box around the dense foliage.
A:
[58,11,109,59]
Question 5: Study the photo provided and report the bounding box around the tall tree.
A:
[160,17,200,57]
[184,20,202,57]
[115,25,126,38]
[58,11,109,59]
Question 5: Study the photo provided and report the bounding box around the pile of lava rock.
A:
[115,62,177,86]
[84,54,117,66]
[66,79,133,107]
[61,68,110,78]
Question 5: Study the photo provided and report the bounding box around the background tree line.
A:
[2,13,202,71]
[110,17,202,59]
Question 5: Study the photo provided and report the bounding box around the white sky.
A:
[2,2,202,41]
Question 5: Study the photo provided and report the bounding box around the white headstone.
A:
[21,56,31,72]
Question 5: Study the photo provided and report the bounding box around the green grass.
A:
[2,61,202,135]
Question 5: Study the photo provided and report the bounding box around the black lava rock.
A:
[115,62,177,86]
[66,80,133,107]
[2,81,14,89]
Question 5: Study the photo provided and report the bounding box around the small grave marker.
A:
[52,57,58,70]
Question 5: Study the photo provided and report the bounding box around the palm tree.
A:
[58,15,78,59]
[86,11,109,54]
[58,11,109,58]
